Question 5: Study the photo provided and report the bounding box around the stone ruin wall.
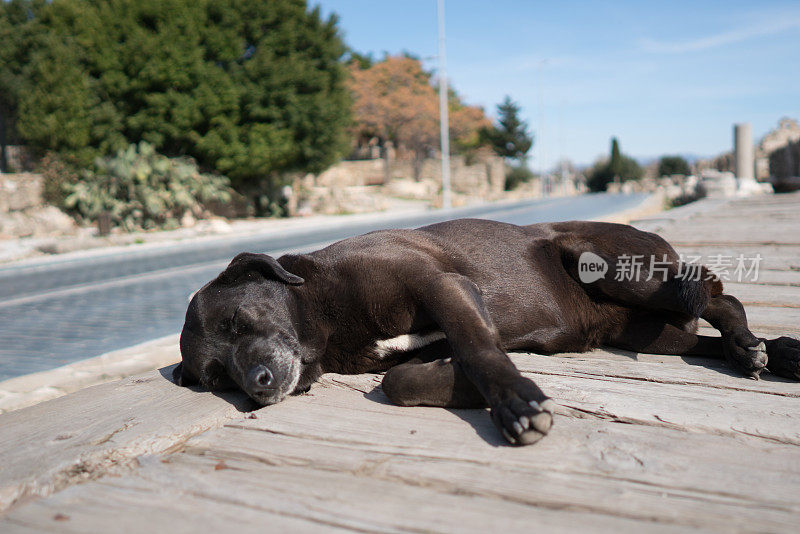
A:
[0,173,75,238]
[312,154,507,197]
[769,140,800,180]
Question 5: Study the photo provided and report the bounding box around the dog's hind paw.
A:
[490,378,554,446]
[765,336,800,381]
[723,331,768,379]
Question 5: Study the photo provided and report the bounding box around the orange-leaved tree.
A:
[449,96,492,159]
[348,55,490,181]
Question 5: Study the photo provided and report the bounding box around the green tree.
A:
[587,137,643,192]
[0,0,49,171]
[345,49,374,70]
[481,96,534,190]
[609,137,623,178]
[658,155,691,177]
[482,96,533,161]
[0,0,351,211]
[15,33,94,161]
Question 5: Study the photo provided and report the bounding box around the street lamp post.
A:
[537,59,547,197]
[437,0,452,209]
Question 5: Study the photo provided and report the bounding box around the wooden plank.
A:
[517,365,800,444]
[725,269,800,287]
[298,357,800,445]
[0,365,250,513]
[0,473,341,534]
[671,244,800,273]
[156,384,800,531]
[508,352,800,397]
[723,282,800,308]
[0,447,685,533]
[5,357,798,531]
[738,305,800,335]
[657,222,800,245]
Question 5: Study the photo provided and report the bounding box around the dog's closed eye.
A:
[231,308,253,336]
[218,318,232,334]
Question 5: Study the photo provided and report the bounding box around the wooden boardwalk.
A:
[1,193,799,533]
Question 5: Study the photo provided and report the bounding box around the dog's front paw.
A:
[490,377,554,446]
[765,336,800,381]
[722,330,767,379]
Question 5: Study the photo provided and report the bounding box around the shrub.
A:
[658,155,691,177]
[64,142,231,231]
[586,160,614,192]
[587,156,643,192]
[669,183,707,208]
[505,163,535,190]
[38,152,80,207]
[587,138,644,192]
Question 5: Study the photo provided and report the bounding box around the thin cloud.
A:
[640,17,800,53]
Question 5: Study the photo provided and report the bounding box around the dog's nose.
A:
[247,365,274,391]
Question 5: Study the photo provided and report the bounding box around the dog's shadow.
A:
[158,364,257,413]
[362,386,508,447]
[603,346,793,383]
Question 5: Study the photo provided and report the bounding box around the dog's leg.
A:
[700,294,767,378]
[382,355,486,409]
[567,242,773,378]
[608,317,724,357]
[404,273,554,445]
[703,294,800,380]
[564,235,800,380]
[762,336,800,380]
[608,295,800,380]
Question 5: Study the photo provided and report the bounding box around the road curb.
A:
[591,191,666,224]
[0,334,179,414]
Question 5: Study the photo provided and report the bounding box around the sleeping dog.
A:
[174,219,800,445]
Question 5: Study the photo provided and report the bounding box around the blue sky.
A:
[317,0,800,169]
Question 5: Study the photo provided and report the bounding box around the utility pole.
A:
[537,59,548,197]
[437,0,452,209]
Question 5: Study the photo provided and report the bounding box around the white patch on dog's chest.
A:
[373,331,446,358]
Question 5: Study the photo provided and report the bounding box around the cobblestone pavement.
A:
[0,193,649,380]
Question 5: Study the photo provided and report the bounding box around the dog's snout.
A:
[247,365,274,391]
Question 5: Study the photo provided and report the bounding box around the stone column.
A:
[734,123,764,195]
[734,123,754,180]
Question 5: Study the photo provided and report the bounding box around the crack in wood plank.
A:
[90,421,139,446]
[560,403,800,446]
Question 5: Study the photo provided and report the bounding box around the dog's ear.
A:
[172,362,199,387]
[218,252,305,286]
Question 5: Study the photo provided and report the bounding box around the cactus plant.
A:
[64,142,232,231]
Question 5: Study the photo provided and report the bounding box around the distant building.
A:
[756,118,800,180]
[698,117,800,181]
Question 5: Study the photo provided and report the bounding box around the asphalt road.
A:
[0,193,648,380]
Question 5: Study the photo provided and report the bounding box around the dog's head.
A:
[175,252,306,406]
